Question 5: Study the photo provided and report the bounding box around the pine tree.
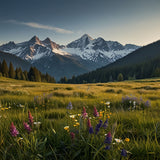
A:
[1,60,9,77]
[45,73,51,82]
[28,67,35,81]
[23,71,29,81]
[9,62,15,78]
[117,73,124,81]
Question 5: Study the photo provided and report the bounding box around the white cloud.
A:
[6,20,73,34]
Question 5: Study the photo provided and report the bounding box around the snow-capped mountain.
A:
[0,34,140,63]
[0,34,140,80]
[0,36,69,62]
[64,34,140,62]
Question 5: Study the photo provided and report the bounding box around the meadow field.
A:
[0,77,160,159]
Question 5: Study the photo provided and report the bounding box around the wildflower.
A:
[105,101,110,106]
[104,132,112,144]
[99,111,103,118]
[105,145,111,150]
[64,126,69,132]
[10,122,19,137]
[67,102,73,110]
[125,138,130,142]
[87,118,91,128]
[75,122,80,126]
[145,100,151,107]
[89,126,94,134]
[23,122,31,134]
[77,114,81,116]
[82,107,88,119]
[69,115,76,119]
[34,122,41,127]
[102,119,108,129]
[93,107,99,117]
[28,111,33,126]
[114,138,123,143]
[121,149,127,157]
[74,119,78,122]
[70,132,75,140]
[95,120,103,134]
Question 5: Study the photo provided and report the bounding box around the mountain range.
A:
[0,34,140,80]
[69,39,160,83]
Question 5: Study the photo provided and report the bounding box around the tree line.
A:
[0,59,56,83]
[63,57,160,83]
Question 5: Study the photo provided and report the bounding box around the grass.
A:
[0,77,160,159]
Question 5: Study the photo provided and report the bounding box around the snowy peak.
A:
[67,34,93,49]
[42,37,59,50]
[0,41,16,51]
[106,41,124,51]
[80,34,93,41]
[28,36,42,45]
[92,37,109,51]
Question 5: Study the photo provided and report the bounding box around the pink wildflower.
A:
[87,118,92,128]
[10,122,19,137]
[82,107,88,119]
[28,111,34,126]
[93,107,99,117]
[23,122,31,134]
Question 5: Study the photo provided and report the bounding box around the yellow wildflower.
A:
[125,138,130,142]
[64,126,69,131]
[76,122,80,126]
[77,114,81,116]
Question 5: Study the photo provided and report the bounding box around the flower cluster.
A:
[10,111,36,137]
[122,96,151,110]
[64,103,130,158]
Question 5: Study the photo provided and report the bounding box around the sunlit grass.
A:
[0,77,160,159]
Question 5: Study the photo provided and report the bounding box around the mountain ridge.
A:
[0,34,140,80]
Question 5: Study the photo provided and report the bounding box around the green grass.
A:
[0,77,160,159]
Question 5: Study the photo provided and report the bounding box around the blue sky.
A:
[0,0,160,45]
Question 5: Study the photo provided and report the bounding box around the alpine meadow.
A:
[0,0,160,159]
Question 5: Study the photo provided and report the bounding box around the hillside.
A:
[0,51,31,71]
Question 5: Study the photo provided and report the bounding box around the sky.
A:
[0,0,160,46]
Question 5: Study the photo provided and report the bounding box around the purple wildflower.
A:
[23,122,31,134]
[82,107,88,119]
[89,126,94,134]
[95,120,103,134]
[93,107,99,117]
[10,122,19,137]
[102,119,108,129]
[67,102,73,110]
[104,132,112,144]
[28,111,34,126]
[121,149,127,157]
[144,100,151,107]
[105,145,111,150]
